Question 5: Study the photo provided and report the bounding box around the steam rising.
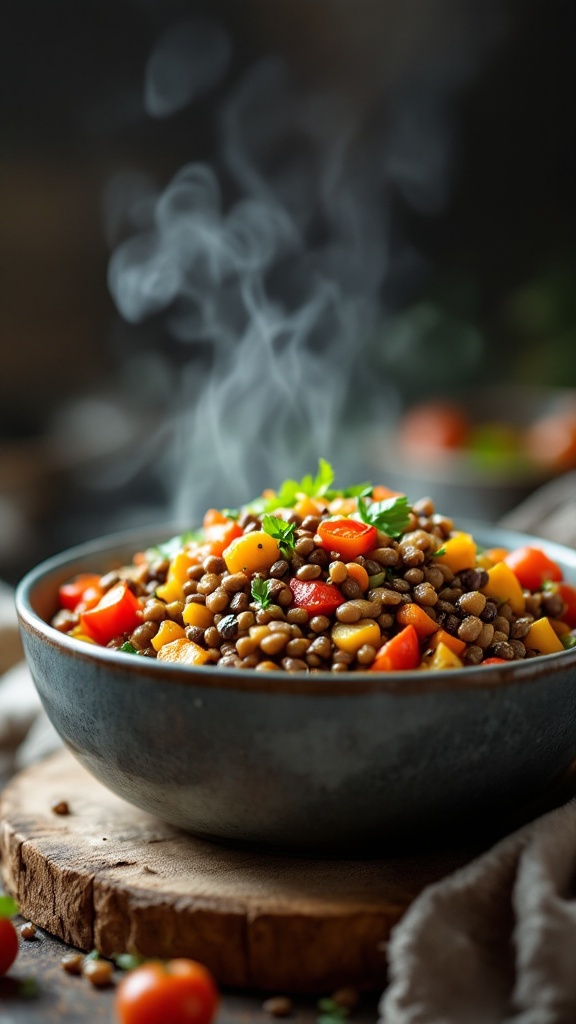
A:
[107,7,508,521]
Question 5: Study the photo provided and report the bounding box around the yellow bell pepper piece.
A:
[422,641,464,671]
[156,637,210,665]
[434,532,477,574]
[151,619,186,651]
[481,562,525,615]
[332,618,381,653]
[223,531,281,575]
[182,602,213,630]
[156,551,197,603]
[524,617,565,655]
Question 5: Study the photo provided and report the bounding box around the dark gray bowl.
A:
[15,524,576,853]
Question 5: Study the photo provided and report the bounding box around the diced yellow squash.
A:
[156,637,210,665]
[434,532,477,573]
[156,551,197,603]
[524,617,565,654]
[151,619,186,651]
[69,627,97,644]
[223,531,281,575]
[421,641,464,671]
[481,562,525,615]
[182,602,213,630]
[332,618,381,653]
[294,495,329,518]
[326,496,357,517]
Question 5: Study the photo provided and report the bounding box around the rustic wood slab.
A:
[0,749,476,993]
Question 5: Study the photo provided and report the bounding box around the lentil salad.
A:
[51,461,576,673]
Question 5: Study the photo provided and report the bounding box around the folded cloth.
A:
[380,799,576,1024]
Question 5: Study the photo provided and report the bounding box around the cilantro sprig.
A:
[357,494,412,538]
[262,515,297,559]
[251,578,274,610]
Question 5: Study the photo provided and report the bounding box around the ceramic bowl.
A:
[15,523,576,853]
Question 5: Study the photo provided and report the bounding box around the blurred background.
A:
[1,0,575,585]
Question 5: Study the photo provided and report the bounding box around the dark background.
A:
[0,0,574,583]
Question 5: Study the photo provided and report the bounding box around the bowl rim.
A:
[15,521,576,698]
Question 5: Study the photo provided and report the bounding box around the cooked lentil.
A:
[52,471,576,673]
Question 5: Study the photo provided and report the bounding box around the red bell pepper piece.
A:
[317,518,377,560]
[58,574,103,612]
[503,546,563,591]
[80,582,142,645]
[552,582,576,628]
[288,578,345,616]
[482,657,508,665]
[371,624,420,672]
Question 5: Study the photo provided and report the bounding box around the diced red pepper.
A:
[317,518,377,560]
[481,657,509,665]
[58,574,103,612]
[503,546,563,591]
[556,582,576,628]
[371,624,420,672]
[288,578,345,616]
[80,582,142,645]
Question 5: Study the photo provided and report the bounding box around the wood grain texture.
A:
[0,749,471,993]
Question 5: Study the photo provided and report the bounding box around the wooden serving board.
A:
[0,749,475,993]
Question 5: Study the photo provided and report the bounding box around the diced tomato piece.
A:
[371,624,420,672]
[317,518,377,560]
[204,519,243,557]
[556,582,576,628]
[80,582,142,645]
[288,578,345,616]
[481,657,509,665]
[58,574,103,612]
[371,485,404,501]
[504,546,563,591]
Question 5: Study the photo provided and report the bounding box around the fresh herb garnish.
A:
[357,494,411,538]
[119,641,139,655]
[432,546,447,557]
[113,952,146,971]
[146,531,203,562]
[262,514,297,558]
[265,458,335,511]
[251,578,274,610]
[219,508,240,520]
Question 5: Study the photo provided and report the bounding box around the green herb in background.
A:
[119,641,139,655]
[0,895,18,917]
[316,997,350,1024]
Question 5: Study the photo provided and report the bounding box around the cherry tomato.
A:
[0,917,19,975]
[317,518,377,561]
[115,958,218,1024]
[503,546,563,591]
[58,574,103,612]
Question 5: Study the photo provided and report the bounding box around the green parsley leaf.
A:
[251,578,274,610]
[357,495,411,538]
[432,547,447,557]
[146,531,203,562]
[262,459,335,512]
[119,641,139,655]
[262,515,297,559]
[0,895,18,918]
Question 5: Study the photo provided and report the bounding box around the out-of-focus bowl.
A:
[15,523,576,853]
[371,385,576,522]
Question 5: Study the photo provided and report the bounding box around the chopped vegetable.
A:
[251,577,274,610]
[434,532,477,574]
[523,617,565,655]
[151,620,186,651]
[504,546,563,591]
[288,578,345,616]
[332,619,381,653]
[156,638,211,665]
[317,518,377,560]
[481,562,525,615]
[58,574,103,612]
[371,625,420,671]
[262,515,297,559]
[80,582,141,645]
[223,531,281,575]
[0,896,19,976]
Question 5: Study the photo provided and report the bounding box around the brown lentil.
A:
[83,958,114,988]
[20,922,37,940]
[296,563,322,581]
[457,616,484,642]
[309,614,331,633]
[61,953,84,975]
[130,621,159,649]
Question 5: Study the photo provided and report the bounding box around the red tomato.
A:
[371,624,420,672]
[288,578,345,616]
[317,519,377,560]
[482,657,509,665]
[58,574,103,612]
[556,582,576,628]
[115,958,218,1024]
[80,582,142,645]
[0,917,19,975]
[398,402,470,457]
[504,546,563,591]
